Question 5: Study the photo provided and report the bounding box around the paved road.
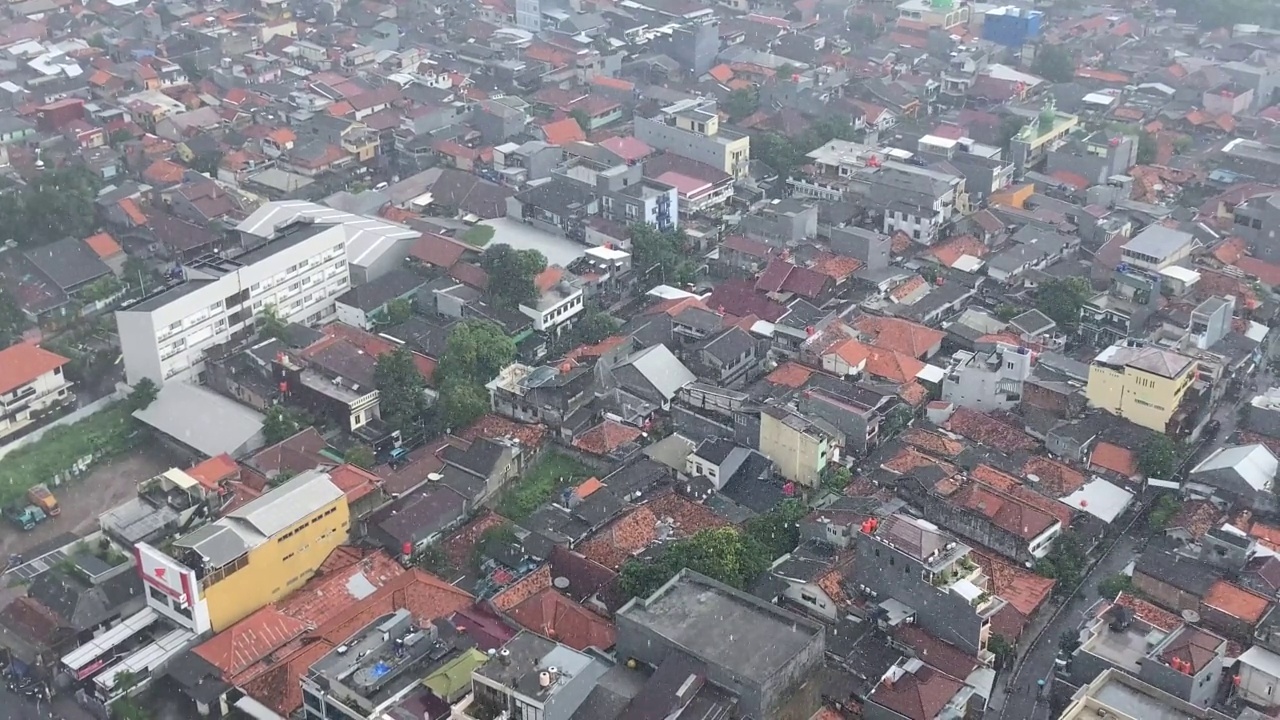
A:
[998,534,1141,720]
[0,683,97,720]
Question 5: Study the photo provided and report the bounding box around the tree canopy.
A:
[752,117,861,179]
[375,346,430,435]
[480,243,547,311]
[1138,434,1178,480]
[0,288,27,346]
[1034,531,1087,596]
[0,166,102,246]
[1136,131,1158,165]
[629,224,697,285]
[570,310,620,346]
[435,378,490,434]
[1034,277,1093,330]
[724,87,760,121]
[263,406,308,444]
[1031,44,1075,84]
[436,319,517,386]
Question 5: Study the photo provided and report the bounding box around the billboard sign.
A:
[135,543,196,607]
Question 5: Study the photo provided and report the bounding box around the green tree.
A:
[1138,435,1178,479]
[435,377,489,433]
[437,319,516,385]
[1034,531,1087,596]
[345,445,375,469]
[0,288,26,346]
[128,378,159,411]
[416,544,451,575]
[724,87,759,120]
[0,166,102,246]
[630,224,696,285]
[1148,493,1180,531]
[461,224,495,247]
[821,464,852,493]
[743,498,807,559]
[262,405,305,444]
[776,63,797,80]
[375,346,429,435]
[473,523,519,569]
[619,526,772,598]
[1031,44,1075,83]
[191,150,223,176]
[480,243,547,311]
[382,298,414,326]
[1097,573,1133,599]
[89,33,108,49]
[571,310,620,345]
[570,108,592,133]
[988,635,1016,671]
[1136,131,1157,165]
[258,304,288,340]
[1034,277,1093,330]
[996,304,1022,321]
[848,14,880,40]
[109,129,134,147]
[997,115,1027,152]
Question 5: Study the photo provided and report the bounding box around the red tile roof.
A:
[945,408,1038,454]
[707,64,734,84]
[1021,457,1086,496]
[853,315,944,359]
[1114,592,1181,632]
[903,429,965,458]
[440,510,508,569]
[870,662,964,720]
[970,464,1073,528]
[0,342,69,394]
[882,447,959,478]
[865,346,926,384]
[458,414,548,448]
[493,565,552,611]
[237,568,473,716]
[598,135,651,162]
[119,197,147,226]
[541,117,586,145]
[315,323,436,382]
[572,420,642,456]
[506,588,616,650]
[941,478,1057,541]
[195,551,406,677]
[969,546,1054,617]
[1168,499,1224,540]
[579,492,729,570]
[809,251,862,281]
[893,625,978,680]
[1090,441,1137,478]
[327,463,381,505]
[930,235,987,267]
[142,158,186,185]
[565,335,629,362]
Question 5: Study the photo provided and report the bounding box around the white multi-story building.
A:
[0,342,72,441]
[117,220,351,385]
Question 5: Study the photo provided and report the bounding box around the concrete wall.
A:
[852,533,984,653]
[1139,655,1222,709]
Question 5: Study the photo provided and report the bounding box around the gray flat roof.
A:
[1121,225,1194,260]
[226,469,345,537]
[618,570,821,682]
[133,382,266,458]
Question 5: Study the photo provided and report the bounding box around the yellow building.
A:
[759,406,836,488]
[171,469,349,632]
[1086,343,1198,433]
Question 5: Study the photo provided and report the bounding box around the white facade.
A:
[117,223,350,385]
[942,344,1034,413]
[0,351,71,441]
[1238,646,1280,707]
[520,285,584,333]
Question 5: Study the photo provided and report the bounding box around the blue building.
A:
[983,5,1042,47]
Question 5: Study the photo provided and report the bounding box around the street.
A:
[998,534,1141,720]
[0,683,97,720]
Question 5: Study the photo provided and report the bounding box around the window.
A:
[149,586,169,603]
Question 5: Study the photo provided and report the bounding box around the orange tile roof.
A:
[1022,457,1086,496]
[119,197,147,226]
[458,414,548,448]
[828,338,872,367]
[266,127,296,145]
[534,266,565,293]
[327,463,381,505]
[765,361,814,388]
[1202,579,1270,623]
[326,101,354,118]
[83,231,122,259]
[575,477,604,499]
[143,158,186,184]
[195,551,406,677]
[1213,237,1247,265]
[187,454,239,491]
[573,420,641,456]
[890,275,927,302]
[903,429,965,458]
[945,408,1038,454]
[237,568,473,716]
[0,342,69,394]
[506,588,616,651]
[1114,592,1181,632]
[853,315,945,359]
[1168,499,1224,541]
[882,447,959,477]
[865,346,925,384]
[1090,441,1137,478]
[565,335,629,362]
[969,547,1054,616]
[707,64,734,84]
[930,234,987,267]
[541,117,586,145]
[809,251,862,281]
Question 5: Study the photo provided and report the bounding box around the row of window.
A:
[276,505,340,543]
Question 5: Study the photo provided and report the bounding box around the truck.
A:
[4,505,47,531]
[25,485,58,517]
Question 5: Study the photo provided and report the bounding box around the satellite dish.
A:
[1182,609,1201,623]
[427,473,444,481]
[553,576,570,589]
